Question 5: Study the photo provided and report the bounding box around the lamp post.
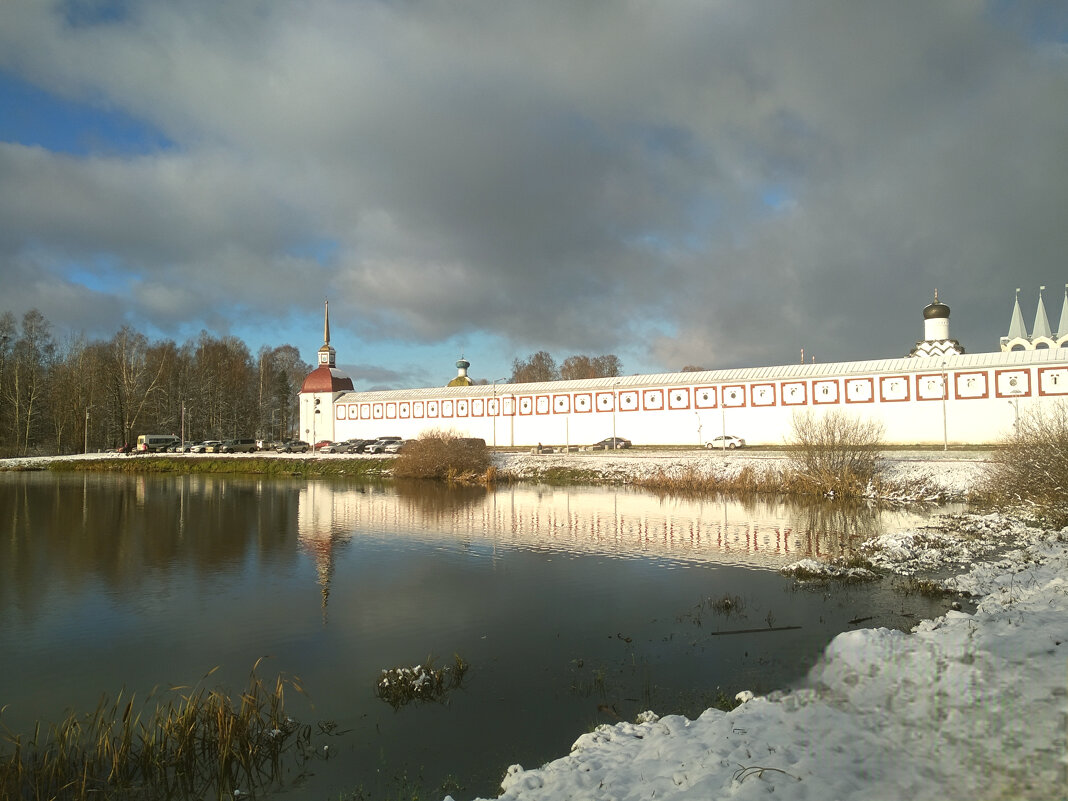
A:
[941,362,949,452]
[84,406,92,454]
[612,380,621,447]
[492,377,507,448]
[720,388,727,450]
[1007,391,1022,435]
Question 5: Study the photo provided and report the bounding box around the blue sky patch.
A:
[0,70,172,156]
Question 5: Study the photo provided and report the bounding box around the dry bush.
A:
[393,429,490,481]
[979,402,1068,526]
[786,410,885,496]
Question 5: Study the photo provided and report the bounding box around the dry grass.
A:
[0,660,313,800]
[974,401,1068,527]
[634,464,783,495]
[392,430,491,482]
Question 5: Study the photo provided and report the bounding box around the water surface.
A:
[0,472,960,798]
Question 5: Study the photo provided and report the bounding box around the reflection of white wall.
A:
[322,349,1068,447]
[296,483,903,569]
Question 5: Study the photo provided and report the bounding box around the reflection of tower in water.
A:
[296,482,360,623]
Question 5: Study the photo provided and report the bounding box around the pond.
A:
[0,472,962,799]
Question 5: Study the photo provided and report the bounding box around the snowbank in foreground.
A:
[458,522,1067,801]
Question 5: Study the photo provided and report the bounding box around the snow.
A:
[446,454,1067,801]
[494,449,991,501]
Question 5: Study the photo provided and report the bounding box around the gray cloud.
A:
[0,0,1065,377]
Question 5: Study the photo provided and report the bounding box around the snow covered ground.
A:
[457,452,1066,801]
[494,448,990,501]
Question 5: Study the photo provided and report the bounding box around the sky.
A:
[1,1,1067,391]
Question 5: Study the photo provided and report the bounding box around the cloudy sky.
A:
[1,1,1066,390]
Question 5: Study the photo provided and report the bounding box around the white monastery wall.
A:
[303,350,1068,447]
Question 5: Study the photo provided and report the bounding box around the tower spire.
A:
[317,299,337,368]
[1006,288,1027,340]
[1058,284,1068,340]
[1033,285,1052,340]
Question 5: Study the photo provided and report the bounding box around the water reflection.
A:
[296,480,946,604]
[1,473,953,623]
[0,471,962,800]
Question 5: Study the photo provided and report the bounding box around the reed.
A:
[0,660,313,800]
[374,655,469,710]
[633,464,784,496]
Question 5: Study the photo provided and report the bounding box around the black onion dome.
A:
[923,291,950,319]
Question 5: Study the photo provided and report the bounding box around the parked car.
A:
[318,441,346,453]
[589,437,632,450]
[313,440,333,451]
[344,439,376,453]
[190,440,222,453]
[219,439,257,453]
[275,440,310,453]
[383,440,406,454]
[365,436,402,454]
[705,435,746,450]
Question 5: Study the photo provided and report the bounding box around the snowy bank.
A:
[457,520,1067,801]
[494,449,990,501]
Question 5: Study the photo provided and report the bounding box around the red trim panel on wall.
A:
[878,375,910,403]
[954,372,989,400]
[994,369,1031,399]
[844,377,874,404]
[916,373,949,401]
[750,383,776,407]
[722,385,746,408]
[642,388,664,411]
[694,387,718,409]
[667,388,690,409]
[1038,366,1068,396]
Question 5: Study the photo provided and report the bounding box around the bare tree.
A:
[2,310,55,455]
[560,354,623,380]
[510,351,559,383]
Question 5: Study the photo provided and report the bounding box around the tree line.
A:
[509,351,623,383]
[0,309,311,457]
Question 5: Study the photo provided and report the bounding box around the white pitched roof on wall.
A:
[335,348,1068,404]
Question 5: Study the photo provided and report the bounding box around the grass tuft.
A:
[0,661,313,800]
[374,655,469,710]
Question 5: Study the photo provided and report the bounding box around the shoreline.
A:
[0,448,992,501]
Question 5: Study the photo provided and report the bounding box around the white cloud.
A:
[0,0,1066,378]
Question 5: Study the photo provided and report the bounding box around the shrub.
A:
[785,410,885,496]
[392,430,490,481]
[978,401,1068,526]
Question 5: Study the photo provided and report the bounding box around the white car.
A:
[190,440,222,453]
[705,435,745,450]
